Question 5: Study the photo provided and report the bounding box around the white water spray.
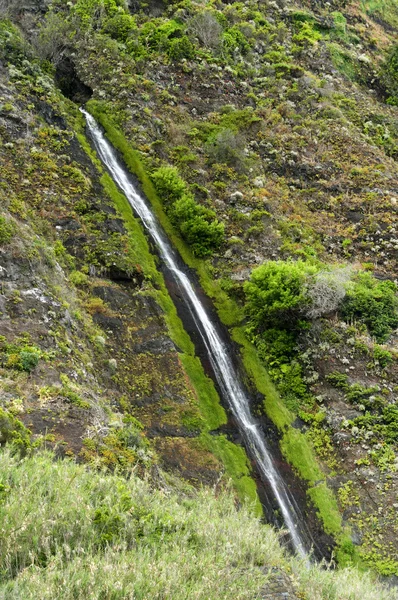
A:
[82,109,309,558]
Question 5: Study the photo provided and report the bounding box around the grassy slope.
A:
[0,448,394,600]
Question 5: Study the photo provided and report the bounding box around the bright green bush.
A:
[72,0,123,28]
[293,21,322,45]
[151,166,186,206]
[139,18,182,53]
[69,270,89,287]
[170,194,224,257]
[102,12,137,42]
[168,35,195,61]
[151,166,224,256]
[222,25,250,56]
[373,345,393,368]
[341,272,398,341]
[244,260,318,329]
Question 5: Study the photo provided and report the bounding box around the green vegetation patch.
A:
[361,0,398,29]
[0,409,31,454]
[0,215,16,245]
[342,272,398,342]
[0,448,272,598]
[0,335,41,373]
[0,448,391,599]
[201,433,262,517]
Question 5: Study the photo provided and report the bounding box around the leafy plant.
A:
[168,36,195,61]
[0,337,42,373]
[373,346,393,369]
[341,272,398,341]
[151,166,224,256]
[0,409,31,454]
[244,260,318,330]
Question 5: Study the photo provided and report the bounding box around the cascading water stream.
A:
[82,109,310,558]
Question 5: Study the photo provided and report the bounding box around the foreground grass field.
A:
[0,449,396,600]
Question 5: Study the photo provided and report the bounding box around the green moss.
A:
[201,433,262,517]
[280,429,324,483]
[231,327,292,430]
[179,354,226,430]
[307,483,342,536]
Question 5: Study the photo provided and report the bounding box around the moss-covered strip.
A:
[200,432,263,517]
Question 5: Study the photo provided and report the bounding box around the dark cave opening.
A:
[55,57,93,104]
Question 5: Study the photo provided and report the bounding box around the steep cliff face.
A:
[2,0,398,589]
[35,0,398,576]
[0,31,252,495]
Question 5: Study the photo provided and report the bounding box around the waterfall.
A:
[82,109,310,558]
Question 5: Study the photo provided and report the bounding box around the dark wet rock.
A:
[104,218,125,234]
[93,313,124,333]
[132,335,176,355]
[35,100,67,129]
[55,218,81,231]
[107,264,142,283]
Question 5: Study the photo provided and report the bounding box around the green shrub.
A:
[138,18,182,54]
[326,372,349,390]
[19,347,41,372]
[151,166,224,256]
[69,270,89,287]
[382,405,398,442]
[168,36,195,61]
[292,21,322,45]
[381,43,398,105]
[341,272,398,341]
[102,12,137,42]
[373,346,393,368]
[170,194,224,257]
[72,0,123,28]
[151,166,187,206]
[0,215,15,244]
[244,260,318,330]
[0,337,41,373]
[222,25,250,56]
